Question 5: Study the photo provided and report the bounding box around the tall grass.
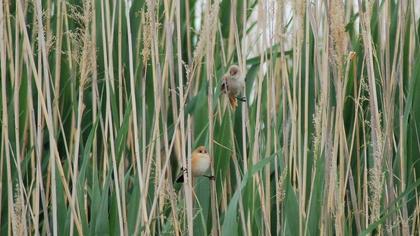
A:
[1,0,420,235]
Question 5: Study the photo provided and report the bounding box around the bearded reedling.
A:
[176,146,215,183]
[221,65,246,109]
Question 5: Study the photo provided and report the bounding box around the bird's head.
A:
[194,146,209,157]
[229,65,240,79]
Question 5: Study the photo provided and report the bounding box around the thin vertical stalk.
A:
[125,2,150,235]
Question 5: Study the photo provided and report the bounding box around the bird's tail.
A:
[175,174,184,183]
[229,95,238,109]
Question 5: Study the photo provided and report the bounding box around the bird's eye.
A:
[199,150,202,153]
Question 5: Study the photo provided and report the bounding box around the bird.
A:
[176,146,215,183]
[220,65,246,109]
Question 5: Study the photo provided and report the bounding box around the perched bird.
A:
[176,146,215,183]
[221,65,246,109]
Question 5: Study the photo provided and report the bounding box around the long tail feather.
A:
[229,95,238,109]
[175,174,184,183]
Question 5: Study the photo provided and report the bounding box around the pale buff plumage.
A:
[221,65,245,109]
[176,146,214,183]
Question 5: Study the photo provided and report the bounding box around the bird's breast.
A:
[192,155,210,176]
[228,79,245,96]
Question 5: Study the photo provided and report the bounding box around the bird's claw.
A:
[237,96,247,102]
[205,175,216,181]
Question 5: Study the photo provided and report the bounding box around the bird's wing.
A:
[191,154,199,176]
[221,77,229,94]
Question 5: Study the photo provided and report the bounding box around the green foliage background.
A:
[1,0,420,235]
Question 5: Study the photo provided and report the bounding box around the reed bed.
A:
[1,0,420,235]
